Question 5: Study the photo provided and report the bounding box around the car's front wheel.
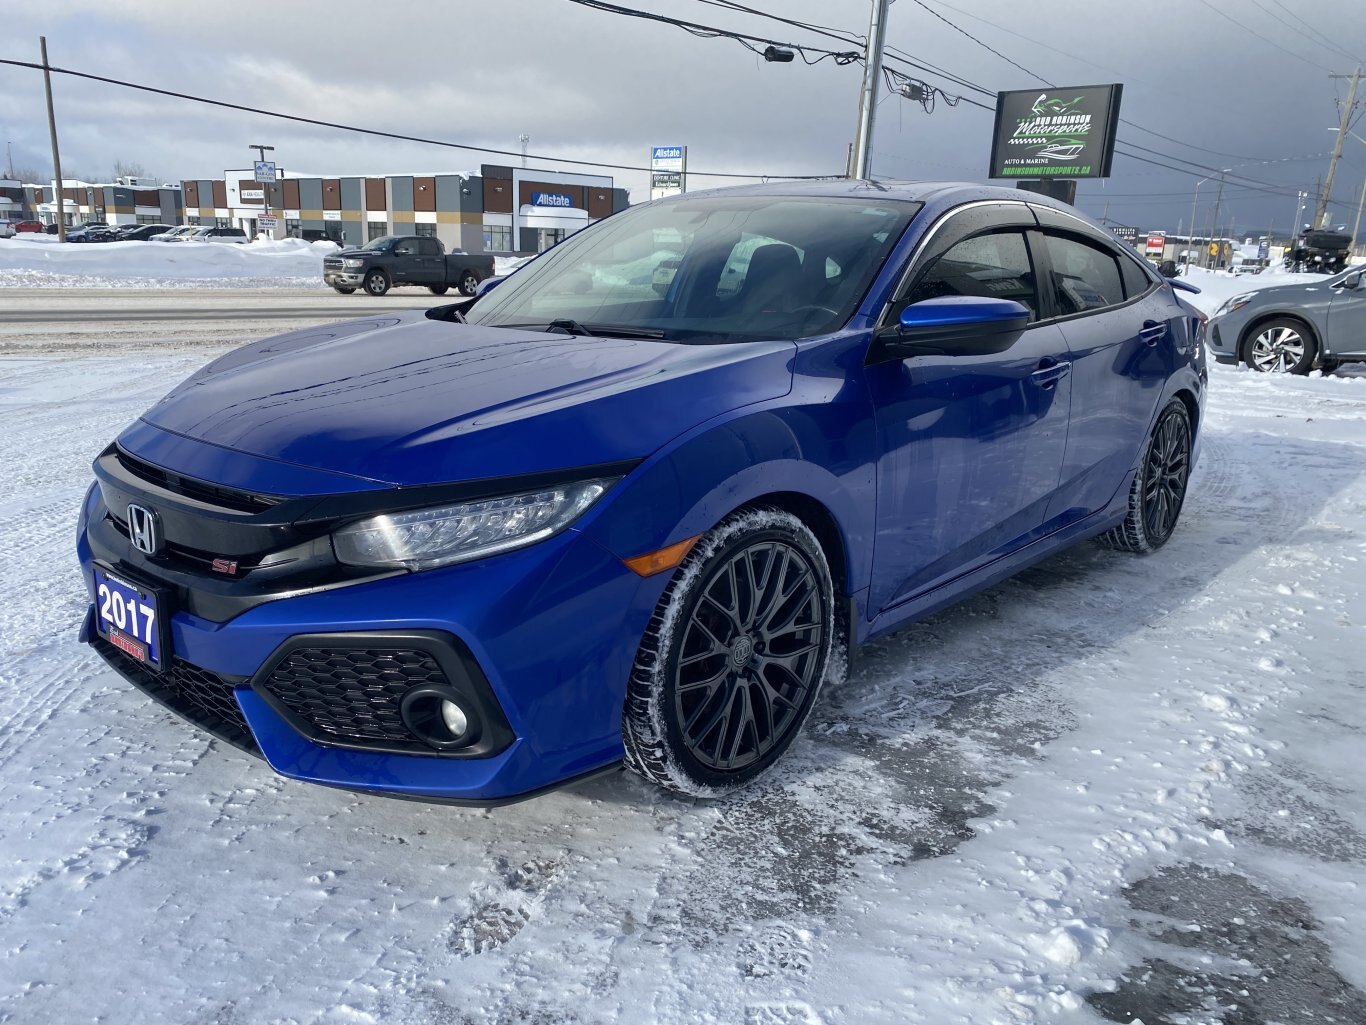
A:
[429,284,449,295]
[1097,398,1192,553]
[622,509,834,797]
[1242,317,1316,374]
[363,270,390,296]
[332,286,356,295]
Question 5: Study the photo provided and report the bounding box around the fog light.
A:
[440,699,468,739]
[399,684,479,751]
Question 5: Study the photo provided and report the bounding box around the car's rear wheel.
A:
[458,271,480,297]
[622,509,833,797]
[333,286,356,295]
[364,270,390,296]
[1097,398,1192,553]
[1242,318,1316,374]
[429,284,449,295]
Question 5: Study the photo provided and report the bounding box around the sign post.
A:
[989,85,1123,205]
[650,146,687,201]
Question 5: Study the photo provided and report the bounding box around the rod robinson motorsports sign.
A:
[989,84,1123,180]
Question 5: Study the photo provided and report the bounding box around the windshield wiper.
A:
[544,319,667,339]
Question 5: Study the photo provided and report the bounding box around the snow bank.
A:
[0,237,531,288]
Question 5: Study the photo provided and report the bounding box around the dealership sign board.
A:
[651,146,687,201]
[254,160,276,184]
[989,85,1123,179]
[1146,232,1167,257]
[1109,225,1138,245]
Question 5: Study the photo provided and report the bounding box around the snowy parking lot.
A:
[2,272,1365,1024]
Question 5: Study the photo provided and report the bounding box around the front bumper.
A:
[324,270,364,287]
[78,478,663,804]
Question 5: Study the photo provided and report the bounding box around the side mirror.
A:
[1337,271,1362,290]
[878,296,1030,359]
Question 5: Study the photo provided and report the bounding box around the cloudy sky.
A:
[2,0,1362,238]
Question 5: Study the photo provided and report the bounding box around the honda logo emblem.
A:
[127,504,161,556]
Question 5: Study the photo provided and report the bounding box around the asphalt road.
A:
[0,287,440,353]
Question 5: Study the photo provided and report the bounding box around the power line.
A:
[1191,0,1327,71]
[1244,0,1363,64]
[0,57,841,181]
[906,0,1053,86]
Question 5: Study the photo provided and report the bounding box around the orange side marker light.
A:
[623,535,701,577]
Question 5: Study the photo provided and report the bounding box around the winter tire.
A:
[333,286,356,295]
[1242,317,1316,374]
[459,271,480,297]
[429,284,449,295]
[363,270,390,297]
[1097,398,1192,553]
[622,508,834,797]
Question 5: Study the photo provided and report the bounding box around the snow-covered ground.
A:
[1,278,1364,1024]
[0,236,531,288]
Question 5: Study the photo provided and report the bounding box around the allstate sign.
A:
[652,147,684,160]
[531,192,574,208]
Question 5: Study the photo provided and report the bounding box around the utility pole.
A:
[1319,67,1362,229]
[1353,174,1366,255]
[850,0,891,180]
[40,37,65,242]
[1206,172,1226,269]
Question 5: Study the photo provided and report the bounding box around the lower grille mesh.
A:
[92,635,260,756]
[258,647,450,750]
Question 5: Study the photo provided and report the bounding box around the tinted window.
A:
[394,240,417,256]
[904,230,1039,319]
[1044,233,1124,314]
[1120,254,1155,299]
[418,238,441,257]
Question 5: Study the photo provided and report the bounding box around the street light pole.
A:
[1188,176,1211,269]
[850,0,891,180]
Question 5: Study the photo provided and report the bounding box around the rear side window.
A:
[1120,255,1156,299]
[1043,233,1124,314]
[418,238,441,257]
[903,230,1039,319]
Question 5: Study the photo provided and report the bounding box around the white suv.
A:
[0,221,15,239]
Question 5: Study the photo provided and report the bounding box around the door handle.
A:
[1030,359,1071,389]
[1140,320,1167,346]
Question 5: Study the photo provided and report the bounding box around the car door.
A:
[392,239,419,283]
[865,206,1072,614]
[1031,219,1175,527]
[416,238,444,284]
[1325,272,1366,357]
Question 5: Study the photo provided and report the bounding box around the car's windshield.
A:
[464,194,921,343]
[362,236,396,252]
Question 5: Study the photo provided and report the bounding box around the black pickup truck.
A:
[323,235,496,296]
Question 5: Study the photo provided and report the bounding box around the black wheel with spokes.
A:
[1097,398,1192,553]
[622,509,834,796]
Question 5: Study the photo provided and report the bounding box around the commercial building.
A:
[23,177,184,227]
[182,164,630,254]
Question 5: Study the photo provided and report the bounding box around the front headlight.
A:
[332,478,616,570]
[342,258,365,269]
[1213,292,1257,316]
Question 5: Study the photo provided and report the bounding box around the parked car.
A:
[150,225,201,242]
[300,228,346,245]
[65,221,111,243]
[0,221,14,239]
[189,226,249,244]
[77,181,1206,805]
[114,224,176,242]
[1207,263,1366,373]
[323,234,495,295]
[13,220,44,233]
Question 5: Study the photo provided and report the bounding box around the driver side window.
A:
[901,230,1039,320]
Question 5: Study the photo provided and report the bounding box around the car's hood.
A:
[134,312,795,487]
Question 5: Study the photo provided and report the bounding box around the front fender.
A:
[581,382,877,597]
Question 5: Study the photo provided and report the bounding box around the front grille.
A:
[91,635,260,756]
[114,448,281,513]
[323,258,344,269]
[258,647,450,751]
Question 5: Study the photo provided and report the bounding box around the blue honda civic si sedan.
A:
[77,181,1206,803]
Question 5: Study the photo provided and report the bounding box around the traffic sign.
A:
[258,214,278,230]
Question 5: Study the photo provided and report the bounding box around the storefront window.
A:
[368,223,388,242]
[537,228,566,252]
[483,225,513,252]
[414,223,437,238]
